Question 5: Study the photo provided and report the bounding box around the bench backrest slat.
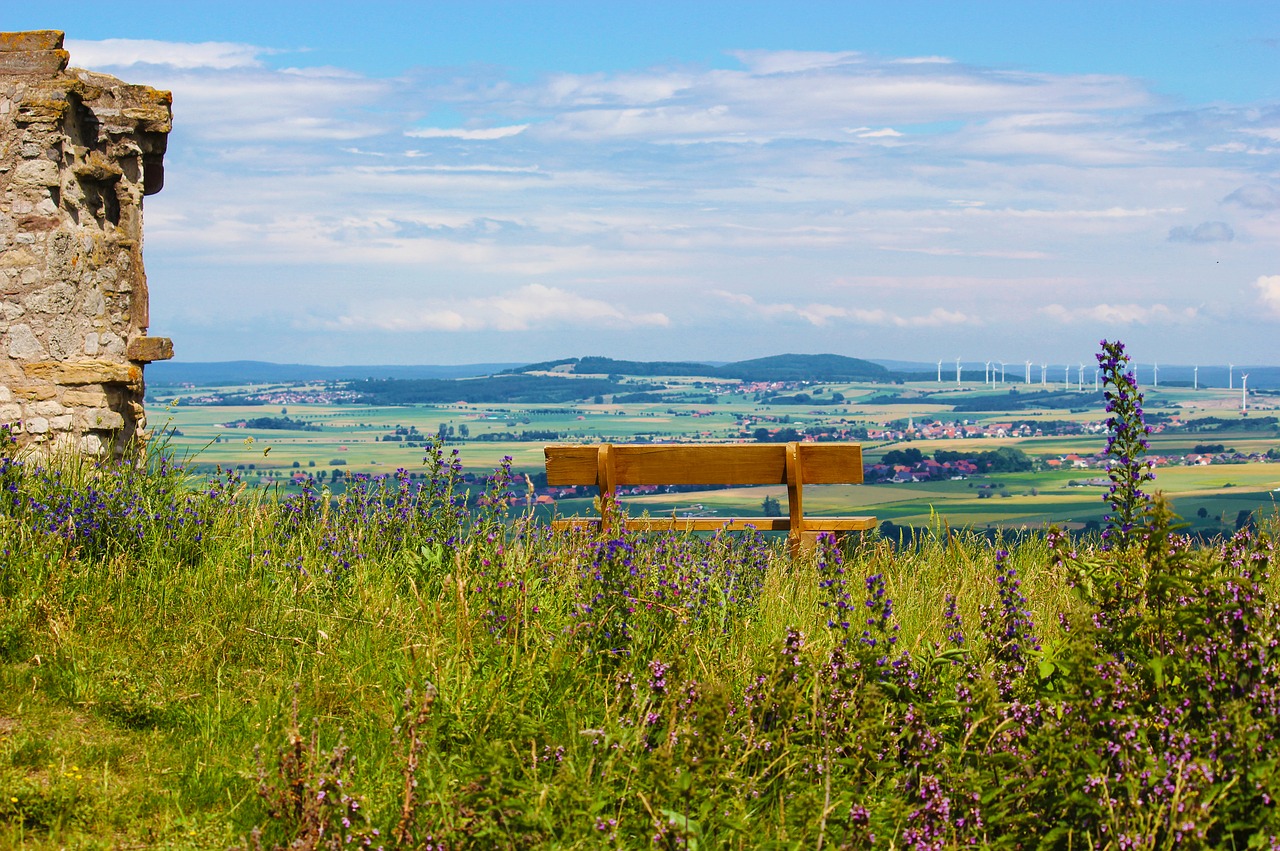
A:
[544,443,863,487]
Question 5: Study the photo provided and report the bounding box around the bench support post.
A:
[596,442,617,535]
[786,442,803,559]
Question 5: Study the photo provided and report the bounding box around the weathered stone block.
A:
[72,151,123,182]
[13,384,57,401]
[25,417,48,434]
[50,413,73,430]
[100,331,126,356]
[0,31,64,51]
[62,387,109,407]
[0,246,37,268]
[22,359,134,385]
[6,323,45,359]
[126,336,173,362]
[79,408,124,430]
[14,158,59,186]
[0,50,69,77]
[25,282,76,314]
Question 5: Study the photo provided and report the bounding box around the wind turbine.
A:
[1078,363,1085,390]
[1025,361,1032,384]
[1229,363,1234,390]
[1040,363,1048,386]
[937,359,943,383]
[1242,373,1249,412]
[1153,362,1159,388]
[1094,369,1100,391]
[1063,364,1070,388]
[985,361,991,385]
[999,361,1006,384]
[1194,365,1198,390]
[955,357,962,386]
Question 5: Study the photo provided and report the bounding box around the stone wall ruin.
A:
[1,30,173,456]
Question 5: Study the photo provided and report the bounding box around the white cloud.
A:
[66,38,269,69]
[328,285,670,332]
[729,50,865,75]
[64,36,1277,362]
[891,56,956,66]
[526,54,1150,144]
[406,124,530,140]
[1257,276,1280,315]
[715,292,976,328]
[878,245,1051,260]
[846,126,904,138]
[1040,304,1198,324]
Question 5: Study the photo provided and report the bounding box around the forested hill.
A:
[508,353,888,382]
[508,357,717,377]
[715,354,889,381]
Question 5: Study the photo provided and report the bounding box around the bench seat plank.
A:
[546,443,863,487]
[551,516,878,533]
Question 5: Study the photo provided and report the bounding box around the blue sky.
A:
[10,2,1280,365]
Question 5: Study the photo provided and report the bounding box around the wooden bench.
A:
[544,442,876,557]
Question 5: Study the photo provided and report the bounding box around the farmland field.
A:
[148,374,1280,533]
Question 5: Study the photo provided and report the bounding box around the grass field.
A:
[3,432,1279,847]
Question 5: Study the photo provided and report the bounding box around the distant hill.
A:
[148,354,890,392]
[147,361,525,386]
[509,353,888,382]
[507,356,718,377]
[714,353,888,382]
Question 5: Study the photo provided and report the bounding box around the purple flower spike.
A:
[1096,340,1155,548]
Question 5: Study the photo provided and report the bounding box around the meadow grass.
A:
[1,431,1279,848]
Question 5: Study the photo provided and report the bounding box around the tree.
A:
[1197,507,1209,519]
[882,448,924,466]
[458,424,470,439]
[985,447,1033,473]
[753,427,802,443]
[761,495,782,517]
